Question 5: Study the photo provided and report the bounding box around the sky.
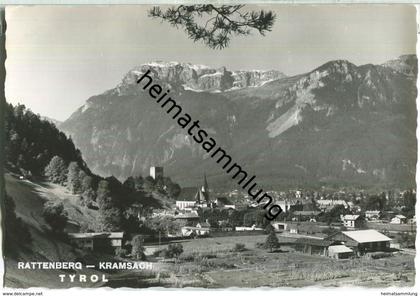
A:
[5,5,417,121]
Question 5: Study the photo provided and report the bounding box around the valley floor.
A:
[3,173,416,289]
[108,235,415,288]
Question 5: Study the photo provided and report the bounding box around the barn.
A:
[327,229,391,255]
[294,238,334,256]
[68,232,124,253]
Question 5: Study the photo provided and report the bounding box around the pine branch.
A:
[148,5,276,49]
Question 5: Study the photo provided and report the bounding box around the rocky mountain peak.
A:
[382,54,417,77]
[118,61,286,93]
[61,56,417,188]
[314,59,357,77]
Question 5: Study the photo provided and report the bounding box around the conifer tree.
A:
[131,235,146,260]
[81,174,94,194]
[264,230,280,252]
[96,180,122,231]
[97,180,112,209]
[67,162,81,194]
[44,156,67,184]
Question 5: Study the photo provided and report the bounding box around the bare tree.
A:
[149,5,276,49]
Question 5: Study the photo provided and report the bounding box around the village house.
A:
[381,210,396,220]
[317,199,353,210]
[174,212,200,226]
[328,245,353,259]
[151,209,175,218]
[341,214,365,229]
[235,224,263,231]
[181,222,211,237]
[289,225,299,234]
[365,210,381,221]
[292,211,321,221]
[272,222,288,232]
[327,229,392,255]
[175,187,199,210]
[276,199,295,212]
[215,197,236,209]
[390,214,407,224]
[292,237,355,259]
[216,220,234,231]
[228,189,242,198]
[68,232,124,253]
[176,200,196,210]
[196,221,211,228]
[390,242,401,250]
[294,238,334,256]
[408,216,416,224]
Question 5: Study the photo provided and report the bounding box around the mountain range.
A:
[60,55,417,189]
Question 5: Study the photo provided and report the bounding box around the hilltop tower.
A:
[149,166,164,180]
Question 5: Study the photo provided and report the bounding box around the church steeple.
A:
[195,187,205,203]
[202,174,210,204]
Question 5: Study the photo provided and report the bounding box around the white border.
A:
[0,2,418,296]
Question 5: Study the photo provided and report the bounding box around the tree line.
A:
[5,103,182,237]
[5,103,88,177]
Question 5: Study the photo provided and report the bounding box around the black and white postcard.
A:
[0,4,418,294]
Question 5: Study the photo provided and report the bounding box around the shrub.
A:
[164,243,184,258]
[131,235,146,260]
[154,244,184,259]
[369,252,392,259]
[153,248,165,257]
[255,242,265,249]
[42,201,68,233]
[179,253,195,262]
[115,247,128,258]
[232,243,246,252]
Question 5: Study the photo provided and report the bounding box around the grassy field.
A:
[5,173,98,231]
[146,234,295,253]
[140,234,415,288]
[4,174,110,288]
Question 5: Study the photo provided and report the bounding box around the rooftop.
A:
[293,211,321,216]
[197,222,211,228]
[343,215,361,221]
[328,245,353,253]
[317,199,348,205]
[177,187,199,201]
[174,213,199,219]
[295,237,334,247]
[342,229,392,243]
[68,232,124,239]
[182,226,210,231]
